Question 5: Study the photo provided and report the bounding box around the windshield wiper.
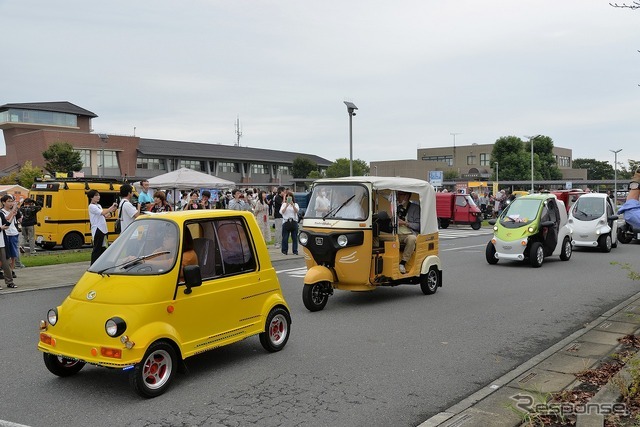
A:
[323,195,355,220]
[96,251,171,276]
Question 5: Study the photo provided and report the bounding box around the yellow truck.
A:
[29,178,130,250]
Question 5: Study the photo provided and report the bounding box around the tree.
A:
[325,158,369,178]
[444,170,459,180]
[307,170,323,179]
[524,135,562,180]
[572,158,615,180]
[17,161,44,189]
[491,135,562,181]
[42,142,83,175]
[291,157,317,179]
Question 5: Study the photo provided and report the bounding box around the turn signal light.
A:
[40,333,52,345]
[100,347,122,359]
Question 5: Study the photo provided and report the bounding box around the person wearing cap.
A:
[19,198,42,255]
[0,194,18,288]
[618,168,640,229]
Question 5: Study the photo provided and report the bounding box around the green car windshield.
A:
[499,198,542,228]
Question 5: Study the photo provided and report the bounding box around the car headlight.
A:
[528,226,535,233]
[47,308,58,326]
[493,225,498,231]
[337,235,348,247]
[105,317,126,337]
[299,232,308,246]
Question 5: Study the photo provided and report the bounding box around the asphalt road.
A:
[1,229,639,427]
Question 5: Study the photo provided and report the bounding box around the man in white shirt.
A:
[119,184,140,232]
[88,189,117,265]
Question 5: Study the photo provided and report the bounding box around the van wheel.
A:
[130,341,177,398]
[530,242,544,268]
[440,219,450,229]
[259,307,291,352]
[420,266,439,295]
[485,242,498,265]
[560,237,573,260]
[302,282,329,312]
[62,232,84,250]
[43,353,85,377]
[598,234,612,253]
[471,220,481,230]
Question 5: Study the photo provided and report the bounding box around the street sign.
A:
[429,170,443,187]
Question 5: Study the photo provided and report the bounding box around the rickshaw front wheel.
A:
[420,266,439,295]
[302,282,330,312]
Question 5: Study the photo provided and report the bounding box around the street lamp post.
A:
[450,132,461,170]
[610,149,622,208]
[343,101,358,176]
[495,162,499,186]
[525,135,540,193]
[98,133,109,177]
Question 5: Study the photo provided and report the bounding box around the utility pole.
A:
[235,116,243,147]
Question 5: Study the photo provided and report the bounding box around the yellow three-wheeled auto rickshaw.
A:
[298,176,443,311]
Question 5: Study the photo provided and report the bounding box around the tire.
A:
[485,242,498,265]
[529,242,544,268]
[259,307,291,352]
[618,227,633,244]
[560,236,572,260]
[42,242,56,250]
[302,282,329,312]
[43,353,85,377]
[130,341,177,398]
[62,232,84,250]
[471,220,481,230]
[598,234,612,253]
[420,266,439,295]
[440,219,450,229]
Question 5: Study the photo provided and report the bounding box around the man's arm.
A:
[406,203,421,233]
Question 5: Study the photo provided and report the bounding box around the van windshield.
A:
[89,219,179,276]
[306,184,369,220]
[499,198,542,228]
[572,197,605,221]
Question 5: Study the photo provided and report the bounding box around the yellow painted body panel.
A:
[38,210,289,367]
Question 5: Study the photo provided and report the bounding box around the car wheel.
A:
[618,227,633,244]
[259,307,291,352]
[471,220,481,230]
[420,266,439,295]
[130,341,177,398]
[560,236,572,260]
[530,242,544,268]
[62,232,84,250]
[440,219,450,229]
[302,282,329,312]
[485,242,498,265]
[598,234,612,253]
[43,353,85,377]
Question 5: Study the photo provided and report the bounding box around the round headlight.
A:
[528,226,535,233]
[337,235,348,247]
[105,317,126,337]
[493,225,498,231]
[299,232,308,245]
[47,308,58,326]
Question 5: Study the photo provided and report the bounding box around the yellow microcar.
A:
[38,210,291,398]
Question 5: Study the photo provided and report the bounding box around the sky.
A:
[1,0,638,168]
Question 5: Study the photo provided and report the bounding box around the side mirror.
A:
[183,265,202,294]
[488,219,496,226]
[540,220,555,228]
[608,215,619,221]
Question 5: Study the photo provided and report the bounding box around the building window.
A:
[251,164,268,174]
[136,158,166,170]
[480,153,490,166]
[0,108,77,127]
[276,165,291,176]
[181,160,205,171]
[558,156,570,167]
[219,162,239,173]
[466,155,476,165]
[103,151,119,168]
[421,155,453,167]
[75,149,91,167]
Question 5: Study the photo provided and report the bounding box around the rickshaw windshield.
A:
[499,198,541,228]
[306,184,369,220]
[572,197,605,221]
[89,218,179,276]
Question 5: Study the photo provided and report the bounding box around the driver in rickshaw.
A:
[397,191,420,274]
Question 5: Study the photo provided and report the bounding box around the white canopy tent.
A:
[146,168,235,190]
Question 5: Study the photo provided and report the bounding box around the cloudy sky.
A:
[1,0,638,168]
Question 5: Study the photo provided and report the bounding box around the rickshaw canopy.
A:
[317,176,438,235]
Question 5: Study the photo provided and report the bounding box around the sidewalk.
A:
[421,289,640,427]
[2,245,302,294]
